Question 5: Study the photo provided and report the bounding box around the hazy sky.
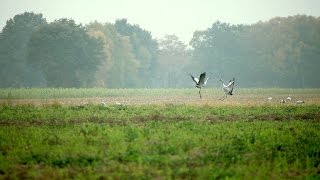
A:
[1,0,319,43]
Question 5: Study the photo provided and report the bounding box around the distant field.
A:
[0,88,319,179]
[1,88,320,106]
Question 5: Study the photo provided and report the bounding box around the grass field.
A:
[1,88,320,106]
[0,88,319,179]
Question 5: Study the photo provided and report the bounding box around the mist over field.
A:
[0,3,319,88]
[1,1,320,179]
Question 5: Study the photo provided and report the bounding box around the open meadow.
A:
[0,88,319,179]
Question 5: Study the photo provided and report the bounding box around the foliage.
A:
[190,16,320,87]
[0,12,47,87]
[87,22,140,88]
[156,34,192,87]
[27,19,104,87]
[1,13,320,88]
[115,19,159,87]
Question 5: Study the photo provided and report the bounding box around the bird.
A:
[279,99,286,103]
[219,77,235,101]
[267,97,273,102]
[116,101,122,106]
[190,72,210,98]
[101,100,107,107]
[286,96,292,101]
[115,101,127,110]
[296,100,305,104]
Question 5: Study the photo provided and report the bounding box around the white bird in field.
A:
[101,100,107,107]
[286,96,292,101]
[267,97,273,102]
[115,101,127,110]
[190,72,210,98]
[116,101,122,106]
[296,100,305,104]
[219,77,235,101]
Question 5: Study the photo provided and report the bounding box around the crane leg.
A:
[219,94,227,101]
[199,89,202,98]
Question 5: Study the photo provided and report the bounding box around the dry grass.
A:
[1,89,320,107]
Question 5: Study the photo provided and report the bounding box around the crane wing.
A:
[198,72,206,85]
[204,77,210,85]
[190,74,199,84]
[228,78,235,94]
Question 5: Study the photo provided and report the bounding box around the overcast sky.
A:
[1,0,319,43]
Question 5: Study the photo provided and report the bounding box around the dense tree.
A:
[155,34,191,87]
[0,12,46,87]
[190,22,248,86]
[1,13,319,88]
[190,16,320,87]
[87,22,140,88]
[27,19,104,87]
[115,19,159,87]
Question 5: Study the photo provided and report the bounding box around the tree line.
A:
[0,12,319,88]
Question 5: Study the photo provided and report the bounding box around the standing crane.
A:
[219,77,235,101]
[190,72,210,98]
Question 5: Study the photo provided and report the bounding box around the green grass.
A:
[0,103,319,179]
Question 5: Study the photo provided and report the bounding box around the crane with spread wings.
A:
[219,77,235,101]
[190,72,210,98]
